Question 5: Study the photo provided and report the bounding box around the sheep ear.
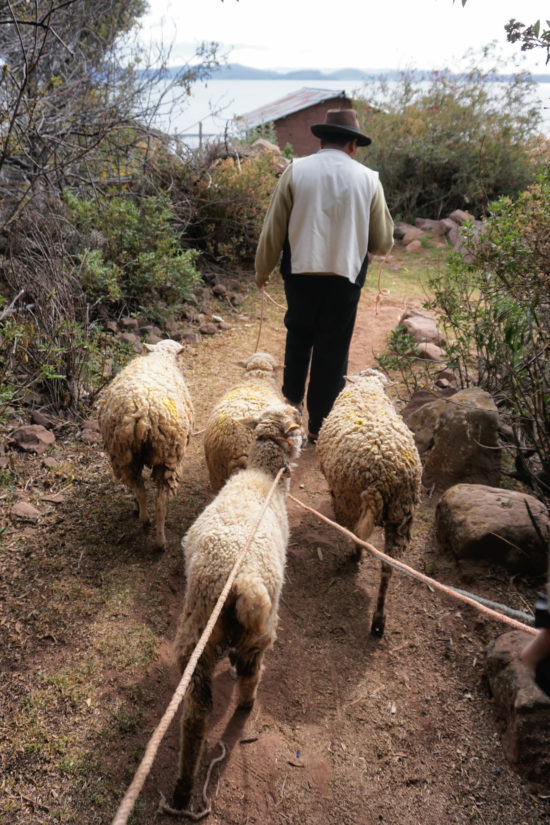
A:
[284,422,300,436]
[235,359,248,368]
[345,374,357,384]
[243,416,259,430]
[144,343,155,352]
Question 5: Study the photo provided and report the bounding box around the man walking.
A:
[255,108,394,442]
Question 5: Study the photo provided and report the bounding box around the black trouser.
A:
[282,274,361,436]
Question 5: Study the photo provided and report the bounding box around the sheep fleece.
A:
[99,349,194,494]
[317,376,421,530]
[182,467,289,635]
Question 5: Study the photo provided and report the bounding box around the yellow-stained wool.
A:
[172,404,302,811]
[203,351,283,491]
[317,369,422,637]
[99,339,194,551]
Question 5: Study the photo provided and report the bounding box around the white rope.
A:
[288,493,537,635]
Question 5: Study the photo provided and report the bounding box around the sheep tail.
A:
[355,489,385,541]
[234,575,272,635]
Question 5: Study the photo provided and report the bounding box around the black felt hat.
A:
[310,108,371,146]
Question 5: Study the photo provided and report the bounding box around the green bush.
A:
[355,55,548,221]
[189,153,282,266]
[424,168,550,498]
[65,192,201,314]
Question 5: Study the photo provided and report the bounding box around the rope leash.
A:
[288,493,537,635]
[374,254,391,316]
[254,287,265,352]
[111,467,286,825]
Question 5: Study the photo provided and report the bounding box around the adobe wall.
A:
[274,97,352,157]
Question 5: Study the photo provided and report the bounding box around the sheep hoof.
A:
[370,616,385,637]
[153,540,166,553]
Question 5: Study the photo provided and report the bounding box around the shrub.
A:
[188,152,282,266]
[65,192,202,315]
[424,168,550,499]
[355,52,548,221]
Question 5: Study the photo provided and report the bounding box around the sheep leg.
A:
[173,645,215,810]
[129,459,150,526]
[371,517,412,637]
[153,486,168,551]
[234,640,269,711]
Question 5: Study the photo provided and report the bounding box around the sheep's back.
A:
[204,381,282,483]
[318,384,421,528]
[99,355,194,483]
[183,468,288,620]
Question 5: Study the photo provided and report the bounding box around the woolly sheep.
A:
[203,351,283,491]
[316,369,422,637]
[172,403,302,810]
[99,339,194,551]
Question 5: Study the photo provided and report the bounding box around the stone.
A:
[119,317,139,330]
[434,368,459,390]
[435,484,549,574]
[448,209,475,224]
[228,292,244,307]
[9,424,55,455]
[401,227,425,244]
[80,429,102,444]
[199,322,217,336]
[407,387,501,492]
[485,631,550,787]
[400,311,446,347]
[118,332,142,351]
[414,218,451,236]
[104,320,118,334]
[212,284,228,297]
[181,330,201,345]
[438,218,456,235]
[416,342,445,361]
[404,239,423,253]
[11,501,41,521]
[31,410,55,429]
[393,221,417,240]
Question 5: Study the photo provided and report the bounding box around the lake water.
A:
[153,77,550,146]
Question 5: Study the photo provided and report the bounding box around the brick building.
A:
[236,87,352,157]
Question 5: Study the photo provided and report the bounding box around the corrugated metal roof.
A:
[234,87,348,128]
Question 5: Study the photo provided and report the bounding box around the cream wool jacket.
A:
[255,148,394,287]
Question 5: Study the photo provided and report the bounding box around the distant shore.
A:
[159,62,550,84]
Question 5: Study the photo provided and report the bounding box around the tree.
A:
[453,1,550,64]
[0,0,219,230]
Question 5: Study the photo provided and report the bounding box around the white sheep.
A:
[203,351,283,491]
[99,339,194,551]
[316,369,422,637]
[172,403,302,810]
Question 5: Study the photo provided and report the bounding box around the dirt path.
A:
[1,279,548,825]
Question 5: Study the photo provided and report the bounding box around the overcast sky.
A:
[138,0,550,74]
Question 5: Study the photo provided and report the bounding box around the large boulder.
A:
[407,387,501,492]
[485,631,550,788]
[435,483,549,574]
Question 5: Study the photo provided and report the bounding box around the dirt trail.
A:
[1,282,548,825]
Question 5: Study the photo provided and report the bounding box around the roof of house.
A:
[234,87,349,129]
